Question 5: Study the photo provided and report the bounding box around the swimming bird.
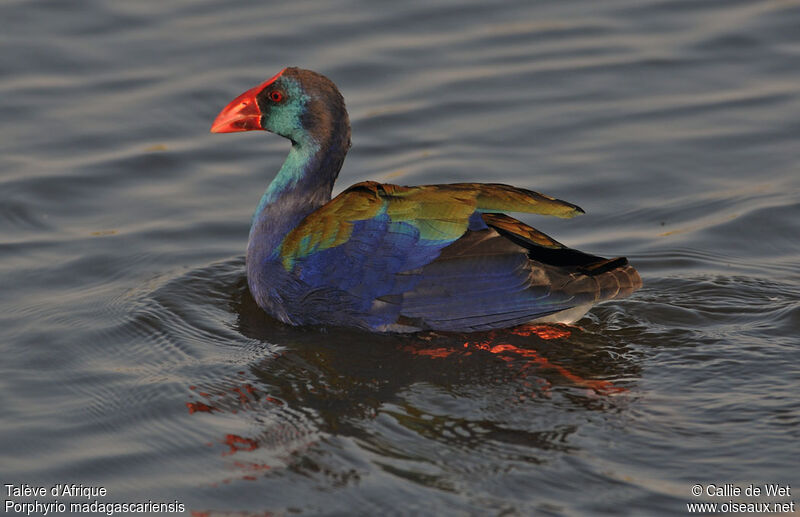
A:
[211,67,641,332]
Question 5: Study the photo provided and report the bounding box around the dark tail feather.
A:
[483,213,642,303]
[563,259,642,303]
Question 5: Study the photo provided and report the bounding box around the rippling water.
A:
[1,0,798,515]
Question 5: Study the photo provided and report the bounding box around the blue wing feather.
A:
[274,184,636,331]
[292,212,457,327]
[291,212,580,330]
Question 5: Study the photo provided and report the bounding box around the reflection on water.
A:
[182,281,642,511]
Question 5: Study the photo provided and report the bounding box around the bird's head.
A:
[211,67,349,148]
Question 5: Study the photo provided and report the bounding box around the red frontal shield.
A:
[210,69,286,133]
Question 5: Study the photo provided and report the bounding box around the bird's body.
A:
[212,68,641,332]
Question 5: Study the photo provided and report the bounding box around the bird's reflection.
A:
[186,284,640,491]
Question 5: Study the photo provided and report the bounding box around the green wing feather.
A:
[278,181,584,270]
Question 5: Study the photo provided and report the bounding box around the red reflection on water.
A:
[509,323,571,339]
[223,434,259,455]
[186,401,217,414]
[233,460,271,472]
[186,382,282,414]
[476,341,623,394]
[186,381,288,467]
[231,385,253,404]
[401,324,623,395]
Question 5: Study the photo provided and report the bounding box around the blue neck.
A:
[252,140,321,227]
[247,129,349,259]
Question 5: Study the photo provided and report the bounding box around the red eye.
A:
[269,91,283,102]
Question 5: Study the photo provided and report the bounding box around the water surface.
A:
[1,0,798,515]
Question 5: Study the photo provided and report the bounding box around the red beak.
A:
[210,69,286,133]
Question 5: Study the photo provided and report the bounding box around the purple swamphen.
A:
[211,68,641,332]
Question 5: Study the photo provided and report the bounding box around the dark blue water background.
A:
[1,0,798,515]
